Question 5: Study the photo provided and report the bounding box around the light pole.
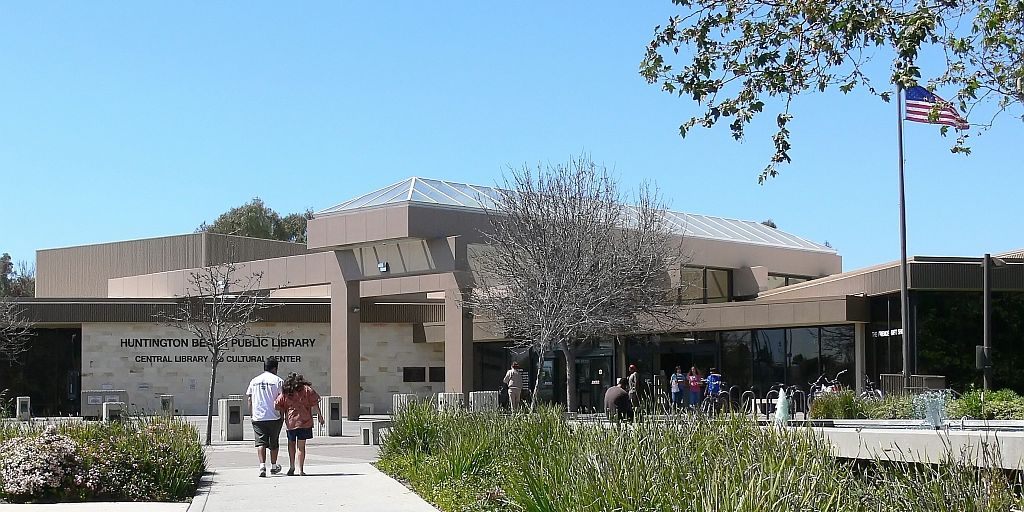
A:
[982,253,1007,391]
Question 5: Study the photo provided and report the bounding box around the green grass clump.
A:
[0,416,205,503]
[948,388,1024,420]
[809,390,863,419]
[378,402,1024,511]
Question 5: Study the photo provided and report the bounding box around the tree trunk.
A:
[530,350,545,412]
[562,345,579,413]
[206,359,219,446]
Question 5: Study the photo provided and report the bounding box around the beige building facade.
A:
[15,177,1023,417]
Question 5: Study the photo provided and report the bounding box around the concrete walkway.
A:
[189,421,438,512]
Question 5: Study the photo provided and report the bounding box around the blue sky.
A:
[1,3,1020,272]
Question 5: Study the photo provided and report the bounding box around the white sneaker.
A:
[270,464,282,475]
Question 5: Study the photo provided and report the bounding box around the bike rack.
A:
[765,389,780,416]
[740,390,758,418]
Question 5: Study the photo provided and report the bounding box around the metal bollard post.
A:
[15,396,31,421]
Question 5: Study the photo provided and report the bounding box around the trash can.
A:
[81,390,129,419]
[469,391,499,412]
[436,392,464,411]
[159,395,175,415]
[102,402,125,421]
[15,396,30,421]
[321,396,343,436]
[218,397,244,441]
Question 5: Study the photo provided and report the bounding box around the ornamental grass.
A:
[0,416,205,503]
[378,401,1024,512]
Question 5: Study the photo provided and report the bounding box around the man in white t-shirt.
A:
[246,357,284,478]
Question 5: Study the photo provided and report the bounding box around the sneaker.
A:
[287,467,295,476]
[270,464,282,475]
[259,467,267,478]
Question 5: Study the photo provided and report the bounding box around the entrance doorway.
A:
[575,356,613,412]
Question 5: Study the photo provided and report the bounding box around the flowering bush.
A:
[0,417,204,503]
[0,425,85,501]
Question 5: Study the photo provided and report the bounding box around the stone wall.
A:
[359,323,446,413]
[81,322,445,415]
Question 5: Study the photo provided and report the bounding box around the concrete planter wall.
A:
[436,392,464,411]
[469,391,500,412]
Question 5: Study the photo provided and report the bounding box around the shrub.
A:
[861,394,915,419]
[0,417,204,503]
[948,389,1024,420]
[809,390,862,419]
[0,425,85,502]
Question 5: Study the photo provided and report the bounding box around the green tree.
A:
[197,199,313,244]
[641,0,1023,182]
[0,254,35,298]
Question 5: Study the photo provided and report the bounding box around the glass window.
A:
[402,367,426,382]
[706,269,730,303]
[428,367,445,383]
[753,329,786,393]
[787,276,809,285]
[820,325,855,387]
[680,268,704,303]
[788,328,820,387]
[766,275,788,290]
[721,330,752,391]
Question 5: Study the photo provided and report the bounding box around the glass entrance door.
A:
[576,356,613,412]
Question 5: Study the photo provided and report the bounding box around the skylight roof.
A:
[316,177,834,253]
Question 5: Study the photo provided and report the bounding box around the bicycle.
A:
[807,369,848,410]
[859,374,883,401]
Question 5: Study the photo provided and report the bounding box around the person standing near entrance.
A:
[627,364,640,407]
[670,366,687,409]
[687,367,703,408]
[503,362,523,411]
[247,357,284,478]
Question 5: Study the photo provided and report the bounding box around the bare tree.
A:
[469,156,688,412]
[159,262,266,445]
[0,297,32,364]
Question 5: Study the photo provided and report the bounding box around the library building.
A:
[6,178,1024,417]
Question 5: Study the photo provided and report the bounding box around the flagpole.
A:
[896,83,912,389]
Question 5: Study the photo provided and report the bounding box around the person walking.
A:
[246,357,284,478]
[687,367,703,409]
[503,362,523,411]
[274,373,325,476]
[670,366,687,409]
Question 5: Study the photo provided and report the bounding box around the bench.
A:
[361,420,393,446]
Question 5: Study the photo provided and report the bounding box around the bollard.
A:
[469,391,500,412]
[321,396,343,436]
[15,396,31,421]
[392,393,417,414]
[159,395,175,415]
[218,397,244,441]
[102,402,125,421]
[436,392,464,412]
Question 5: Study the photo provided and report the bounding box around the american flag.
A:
[904,86,969,130]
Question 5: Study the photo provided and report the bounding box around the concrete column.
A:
[331,280,361,420]
[855,323,866,396]
[444,288,473,394]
